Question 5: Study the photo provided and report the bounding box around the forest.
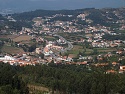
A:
[102,34,125,40]
[0,63,28,94]
[11,8,95,21]
[1,63,125,94]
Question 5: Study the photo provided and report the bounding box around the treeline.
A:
[0,63,29,94]
[86,9,108,26]
[16,63,125,94]
[18,43,36,52]
[0,16,32,31]
[5,20,32,30]
[12,8,94,21]
[0,14,7,20]
[1,62,125,94]
[49,16,75,22]
[11,7,123,27]
[102,34,125,40]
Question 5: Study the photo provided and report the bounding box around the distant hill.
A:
[0,7,124,31]
[11,8,95,20]
[11,7,125,27]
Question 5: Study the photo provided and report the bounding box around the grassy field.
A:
[0,35,18,39]
[67,45,94,57]
[68,45,83,57]
[1,45,24,54]
[0,35,32,42]
[13,35,32,42]
[19,40,36,46]
[85,49,93,54]
[66,43,117,57]
[43,36,57,41]
[96,48,117,52]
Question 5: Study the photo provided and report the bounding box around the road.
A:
[53,34,73,53]
[45,34,73,60]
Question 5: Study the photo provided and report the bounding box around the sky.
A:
[0,0,125,12]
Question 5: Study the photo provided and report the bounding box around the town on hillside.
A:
[0,7,125,74]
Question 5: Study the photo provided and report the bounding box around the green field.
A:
[43,36,57,41]
[67,45,117,57]
[68,45,83,57]
[96,48,117,52]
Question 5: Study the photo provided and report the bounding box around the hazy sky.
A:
[0,0,125,11]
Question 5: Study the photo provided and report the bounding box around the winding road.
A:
[54,34,73,53]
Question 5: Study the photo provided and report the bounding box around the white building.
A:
[0,55,16,61]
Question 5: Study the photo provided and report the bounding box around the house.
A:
[112,62,119,66]
[35,48,42,54]
[77,61,87,65]
[0,55,16,61]
[92,63,109,67]
[106,70,117,74]
[120,66,125,70]
[43,47,53,56]
[119,66,125,73]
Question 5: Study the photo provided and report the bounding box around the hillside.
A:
[10,7,125,27]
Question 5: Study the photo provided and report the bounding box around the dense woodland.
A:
[0,63,28,94]
[102,34,125,41]
[11,8,94,21]
[1,63,125,94]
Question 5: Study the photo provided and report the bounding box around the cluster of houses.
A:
[15,10,125,50]
[0,8,125,75]
[0,55,37,66]
[1,54,125,74]
[91,62,125,74]
[91,40,121,48]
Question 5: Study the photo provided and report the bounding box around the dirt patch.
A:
[13,35,32,42]
[2,45,24,54]
[0,35,18,39]
[28,84,49,94]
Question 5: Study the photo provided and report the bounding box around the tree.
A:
[39,53,44,59]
